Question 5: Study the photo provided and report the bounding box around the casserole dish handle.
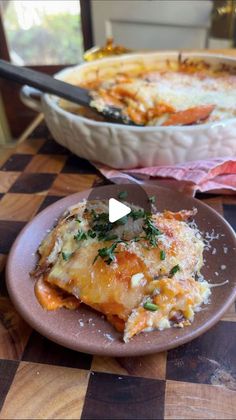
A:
[20,85,43,112]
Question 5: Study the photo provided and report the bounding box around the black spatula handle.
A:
[0,59,91,107]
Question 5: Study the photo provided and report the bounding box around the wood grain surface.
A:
[0,362,89,419]
[165,380,236,419]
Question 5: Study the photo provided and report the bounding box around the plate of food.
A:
[6,185,236,356]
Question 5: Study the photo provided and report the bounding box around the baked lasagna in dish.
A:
[32,200,211,342]
[68,59,236,126]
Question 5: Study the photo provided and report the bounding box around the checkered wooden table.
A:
[0,124,235,419]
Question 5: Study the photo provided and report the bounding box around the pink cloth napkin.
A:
[93,157,236,196]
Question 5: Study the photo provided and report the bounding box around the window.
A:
[1,0,83,65]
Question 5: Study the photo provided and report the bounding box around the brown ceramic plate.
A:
[6,185,236,356]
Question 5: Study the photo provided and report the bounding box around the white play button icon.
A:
[109,198,131,223]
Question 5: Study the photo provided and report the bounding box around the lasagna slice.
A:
[32,200,210,342]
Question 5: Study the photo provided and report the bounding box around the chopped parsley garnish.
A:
[88,207,162,257]
[94,222,113,233]
[93,240,128,265]
[160,250,166,260]
[130,209,146,220]
[87,229,96,238]
[143,217,162,247]
[91,211,113,240]
[116,215,129,225]
[92,212,109,224]
[131,236,141,242]
[76,218,81,223]
[97,226,114,241]
[62,251,72,261]
[148,196,156,204]
[118,190,128,200]
[90,209,97,219]
[74,230,87,242]
[93,242,119,265]
[169,264,180,277]
[143,301,159,311]
[103,233,118,241]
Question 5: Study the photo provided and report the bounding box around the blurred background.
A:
[0,0,236,140]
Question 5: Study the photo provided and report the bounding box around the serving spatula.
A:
[0,59,135,125]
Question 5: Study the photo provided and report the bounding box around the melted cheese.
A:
[90,70,236,125]
[32,201,210,342]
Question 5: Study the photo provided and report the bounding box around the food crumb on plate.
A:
[104,333,114,341]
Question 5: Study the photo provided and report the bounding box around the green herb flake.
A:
[76,218,81,223]
[131,236,141,242]
[116,215,128,225]
[143,301,159,311]
[94,222,112,234]
[143,217,162,247]
[91,212,112,240]
[90,209,97,219]
[148,195,156,204]
[118,190,128,200]
[104,234,118,241]
[97,227,114,241]
[62,251,72,261]
[169,264,180,277]
[93,242,118,265]
[74,230,87,242]
[87,230,96,239]
[91,211,109,224]
[130,209,146,220]
[160,250,166,260]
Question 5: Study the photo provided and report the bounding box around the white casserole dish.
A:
[21,51,236,169]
